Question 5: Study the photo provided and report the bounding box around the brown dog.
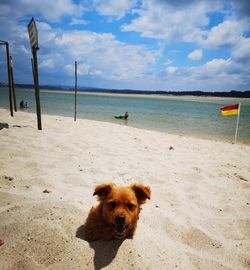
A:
[85,183,151,241]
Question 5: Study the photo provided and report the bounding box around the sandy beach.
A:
[0,108,249,270]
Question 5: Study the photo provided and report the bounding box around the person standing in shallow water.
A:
[124,112,129,120]
[20,100,24,108]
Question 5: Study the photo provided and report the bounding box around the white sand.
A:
[0,108,249,270]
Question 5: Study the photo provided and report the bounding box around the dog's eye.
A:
[108,201,117,209]
[127,203,135,211]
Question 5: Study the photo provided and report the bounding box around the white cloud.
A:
[40,59,55,69]
[231,37,250,63]
[166,66,177,74]
[55,30,158,80]
[93,0,136,19]
[188,49,203,60]
[159,57,237,90]
[0,16,28,45]
[0,0,84,22]
[202,58,232,75]
[201,20,244,48]
[65,63,106,77]
[39,53,64,70]
[122,0,249,52]
[165,59,173,65]
[70,18,88,25]
[17,45,29,55]
[122,0,221,41]
[36,22,57,44]
[229,0,250,19]
[65,63,90,75]
[0,3,11,15]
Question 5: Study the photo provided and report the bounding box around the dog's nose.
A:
[115,214,125,225]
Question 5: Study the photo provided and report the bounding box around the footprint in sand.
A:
[233,173,248,182]
[165,219,222,251]
[24,161,45,172]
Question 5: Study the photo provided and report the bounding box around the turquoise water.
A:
[1,88,250,144]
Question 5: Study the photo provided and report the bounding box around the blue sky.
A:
[0,0,250,91]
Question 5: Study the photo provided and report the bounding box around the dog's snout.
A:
[115,214,125,225]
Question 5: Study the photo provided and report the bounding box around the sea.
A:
[1,87,250,144]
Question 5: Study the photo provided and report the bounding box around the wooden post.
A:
[10,55,17,112]
[74,61,77,122]
[5,42,13,116]
[31,58,35,82]
[32,47,42,130]
[28,17,42,130]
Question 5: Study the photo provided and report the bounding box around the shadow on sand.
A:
[76,225,124,270]
[0,123,9,130]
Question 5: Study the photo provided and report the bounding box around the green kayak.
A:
[114,115,126,119]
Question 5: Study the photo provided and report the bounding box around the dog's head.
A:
[93,183,151,239]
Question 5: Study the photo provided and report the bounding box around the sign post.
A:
[10,56,17,112]
[0,40,13,117]
[28,17,42,130]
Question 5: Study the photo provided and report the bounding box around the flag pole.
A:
[234,103,241,144]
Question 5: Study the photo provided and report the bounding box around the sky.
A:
[0,0,250,91]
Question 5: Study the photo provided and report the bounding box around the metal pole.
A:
[10,56,17,112]
[234,103,241,144]
[74,61,77,122]
[32,47,42,130]
[5,42,13,116]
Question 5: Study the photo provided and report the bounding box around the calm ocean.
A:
[1,88,250,144]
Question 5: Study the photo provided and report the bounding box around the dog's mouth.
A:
[113,224,129,239]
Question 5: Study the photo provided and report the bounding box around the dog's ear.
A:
[131,184,151,204]
[93,183,115,200]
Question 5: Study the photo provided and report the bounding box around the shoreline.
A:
[1,108,248,146]
[0,108,250,269]
[2,88,250,145]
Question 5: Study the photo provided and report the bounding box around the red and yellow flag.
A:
[220,104,239,116]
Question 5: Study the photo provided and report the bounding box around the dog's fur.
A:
[85,183,151,241]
